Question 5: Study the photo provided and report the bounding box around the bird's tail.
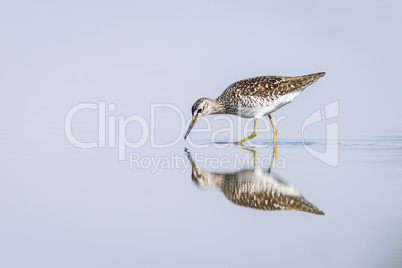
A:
[306,72,325,81]
[296,72,326,89]
[307,72,325,82]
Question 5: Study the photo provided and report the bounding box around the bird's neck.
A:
[210,99,225,114]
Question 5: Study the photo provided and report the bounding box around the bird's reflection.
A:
[185,147,324,215]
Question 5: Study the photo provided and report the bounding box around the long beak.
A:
[184,117,197,139]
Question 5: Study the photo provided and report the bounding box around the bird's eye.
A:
[197,108,202,113]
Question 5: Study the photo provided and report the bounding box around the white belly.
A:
[236,169,301,197]
[237,90,302,118]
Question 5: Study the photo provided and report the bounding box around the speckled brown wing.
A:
[217,72,325,107]
[219,177,325,215]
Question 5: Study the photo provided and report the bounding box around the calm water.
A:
[2,1,402,267]
[2,134,402,267]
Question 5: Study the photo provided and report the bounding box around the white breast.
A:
[236,169,301,197]
[237,89,302,118]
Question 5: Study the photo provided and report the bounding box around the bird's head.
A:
[191,168,215,189]
[185,148,216,189]
[184,98,218,139]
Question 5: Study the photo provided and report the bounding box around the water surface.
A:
[2,134,401,267]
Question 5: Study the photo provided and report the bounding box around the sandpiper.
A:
[184,72,325,144]
[185,148,324,215]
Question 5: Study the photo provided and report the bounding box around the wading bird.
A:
[184,72,325,144]
[185,148,324,215]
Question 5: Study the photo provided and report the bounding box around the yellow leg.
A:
[269,143,277,172]
[241,147,257,169]
[268,114,278,144]
[235,118,257,145]
[268,114,277,171]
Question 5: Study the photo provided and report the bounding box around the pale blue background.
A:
[1,1,402,267]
